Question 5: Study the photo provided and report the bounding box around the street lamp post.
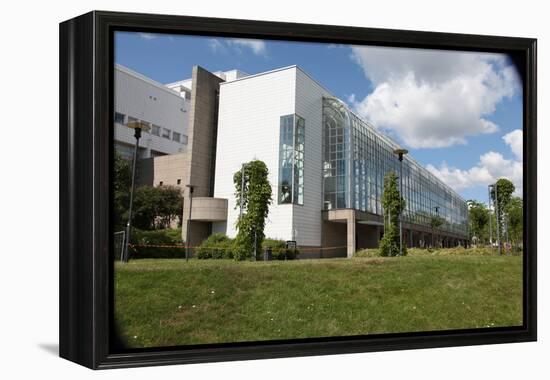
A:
[393,148,408,256]
[185,184,194,262]
[122,121,150,263]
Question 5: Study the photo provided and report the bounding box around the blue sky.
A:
[115,32,523,203]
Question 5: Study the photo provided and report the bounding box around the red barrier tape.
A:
[129,244,347,252]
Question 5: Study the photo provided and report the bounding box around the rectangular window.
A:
[278,114,305,205]
[172,132,181,143]
[181,135,189,145]
[114,112,125,124]
[151,124,161,136]
[162,128,171,139]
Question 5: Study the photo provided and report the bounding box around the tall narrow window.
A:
[278,114,305,205]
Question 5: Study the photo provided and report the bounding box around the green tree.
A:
[467,200,490,244]
[380,171,407,256]
[113,152,132,230]
[132,185,183,230]
[490,178,515,249]
[233,160,273,260]
[506,196,523,249]
[491,178,515,215]
[429,214,445,248]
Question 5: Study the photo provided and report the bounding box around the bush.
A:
[261,238,299,260]
[130,228,185,259]
[196,233,234,259]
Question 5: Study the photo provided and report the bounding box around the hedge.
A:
[130,228,185,259]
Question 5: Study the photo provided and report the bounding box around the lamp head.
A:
[126,120,151,139]
[393,148,408,161]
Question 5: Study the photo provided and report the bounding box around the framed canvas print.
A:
[59,11,537,369]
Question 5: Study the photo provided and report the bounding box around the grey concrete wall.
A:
[181,66,224,247]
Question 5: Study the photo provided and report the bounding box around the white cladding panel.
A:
[293,69,331,246]
[114,65,189,158]
[213,68,298,241]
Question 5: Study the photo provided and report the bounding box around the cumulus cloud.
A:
[503,129,523,160]
[209,38,267,56]
[226,39,267,56]
[349,46,521,148]
[426,130,523,195]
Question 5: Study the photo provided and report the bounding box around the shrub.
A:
[196,233,234,259]
[130,228,185,259]
[261,238,299,260]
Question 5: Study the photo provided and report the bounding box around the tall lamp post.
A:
[122,121,150,262]
[393,148,408,256]
[185,184,194,262]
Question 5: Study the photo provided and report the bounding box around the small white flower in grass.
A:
[211,290,215,294]
[412,306,416,310]
[270,318,274,321]
[178,305,182,309]
[192,305,196,308]
[133,336,138,339]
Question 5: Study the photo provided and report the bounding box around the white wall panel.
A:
[293,69,332,246]
[214,67,298,240]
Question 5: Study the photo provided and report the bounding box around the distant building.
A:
[114,64,190,159]
[125,65,468,257]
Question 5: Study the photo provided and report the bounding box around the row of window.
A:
[278,114,305,205]
[114,112,188,145]
[321,97,468,236]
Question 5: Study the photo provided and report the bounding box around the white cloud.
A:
[226,38,267,56]
[138,33,157,40]
[426,150,523,196]
[208,39,225,53]
[349,46,521,148]
[208,38,267,56]
[503,129,523,160]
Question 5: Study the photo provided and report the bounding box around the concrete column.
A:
[346,210,356,258]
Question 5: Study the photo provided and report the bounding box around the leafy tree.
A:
[429,214,445,248]
[380,171,407,256]
[490,178,515,250]
[132,185,183,230]
[113,152,132,230]
[506,196,523,249]
[491,178,515,219]
[233,160,273,260]
[467,200,490,244]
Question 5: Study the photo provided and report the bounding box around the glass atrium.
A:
[322,97,468,237]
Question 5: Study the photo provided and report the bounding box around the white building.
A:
[127,64,468,258]
[114,64,190,159]
[212,66,328,248]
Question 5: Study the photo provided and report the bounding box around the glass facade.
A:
[322,97,468,237]
[278,114,305,205]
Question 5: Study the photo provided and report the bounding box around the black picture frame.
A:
[59,10,537,369]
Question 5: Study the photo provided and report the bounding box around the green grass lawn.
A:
[114,254,523,348]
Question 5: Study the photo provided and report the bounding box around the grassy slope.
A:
[114,255,522,348]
